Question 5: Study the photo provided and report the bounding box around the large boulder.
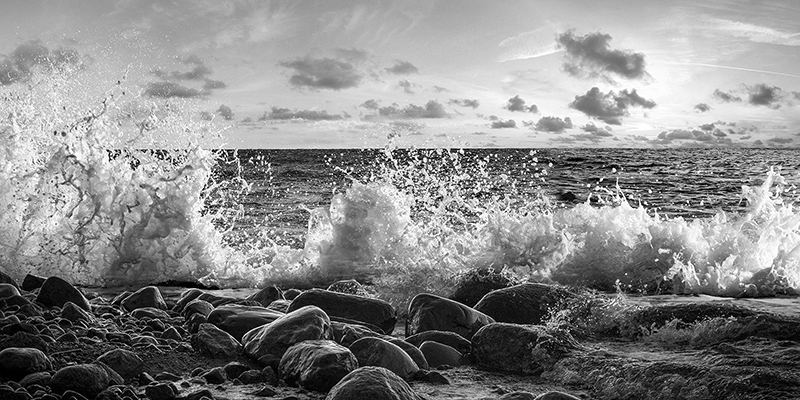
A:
[473,283,576,325]
[348,337,418,380]
[449,268,517,307]
[120,286,167,312]
[419,341,463,368]
[387,338,428,371]
[172,288,204,313]
[181,299,214,319]
[279,340,358,392]
[50,363,123,399]
[404,330,471,354]
[191,323,242,359]
[288,289,396,334]
[0,347,52,380]
[0,269,19,289]
[325,366,424,400]
[95,349,143,381]
[207,304,284,341]
[35,277,90,311]
[472,323,579,375]
[21,274,45,292]
[242,305,331,362]
[407,293,494,340]
[331,321,389,347]
[61,301,96,324]
[0,283,20,299]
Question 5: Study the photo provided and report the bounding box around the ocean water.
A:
[2,68,800,307]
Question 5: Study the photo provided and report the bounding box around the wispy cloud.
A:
[710,18,800,46]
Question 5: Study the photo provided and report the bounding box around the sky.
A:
[1,0,800,148]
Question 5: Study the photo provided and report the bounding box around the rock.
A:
[449,268,517,307]
[223,362,249,380]
[267,299,292,313]
[242,305,331,362]
[534,391,582,400]
[348,337,419,380]
[251,385,278,397]
[498,392,537,400]
[279,340,358,392]
[0,283,20,299]
[191,323,242,358]
[387,338,428,370]
[35,277,90,311]
[407,293,494,340]
[95,349,143,381]
[325,366,424,400]
[404,330,471,354]
[120,286,167,312]
[472,323,579,375]
[181,300,214,319]
[288,289,397,334]
[130,307,170,320]
[473,283,576,325]
[0,347,52,380]
[0,269,18,289]
[415,370,449,385]
[201,367,226,384]
[247,286,283,307]
[172,289,204,313]
[145,382,178,400]
[283,288,302,300]
[207,304,284,341]
[61,302,96,324]
[419,341,462,368]
[21,274,45,292]
[50,363,123,399]
[331,321,388,347]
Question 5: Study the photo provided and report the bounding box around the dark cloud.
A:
[0,40,86,85]
[144,82,206,98]
[370,100,448,119]
[556,30,648,82]
[360,99,380,110]
[694,103,712,112]
[491,119,517,129]
[505,95,538,113]
[202,79,226,90]
[655,128,737,146]
[533,116,573,132]
[398,79,415,94]
[569,87,656,125]
[747,83,782,108]
[385,60,419,75]
[699,123,715,131]
[712,89,742,103]
[766,137,793,144]
[581,123,613,137]
[280,57,362,90]
[432,85,448,93]
[448,98,480,109]
[216,104,234,120]
[259,106,346,121]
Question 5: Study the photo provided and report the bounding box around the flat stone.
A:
[407,293,494,340]
[325,366,424,400]
[279,340,357,392]
[288,288,396,334]
[242,305,331,362]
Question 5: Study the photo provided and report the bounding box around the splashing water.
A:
[1,67,799,307]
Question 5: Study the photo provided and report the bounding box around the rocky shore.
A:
[1,269,800,400]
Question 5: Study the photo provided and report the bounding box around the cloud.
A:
[0,40,87,85]
[334,48,370,63]
[448,98,480,109]
[397,79,416,94]
[504,95,539,113]
[491,119,517,129]
[216,104,234,120]
[766,137,793,145]
[569,87,656,125]
[280,56,363,90]
[712,89,742,103]
[259,106,346,121]
[369,100,449,119]
[533,116,573,132]
[746,83,783,108]
[694,103,712,112]
[710,18,800,47]
[385,60,419,75]
[654,128,738,146]
[556,30,648,82]
[144,82,206,98]
[581,123,613,137]
[432,85,448,93]
[360,99,381,110]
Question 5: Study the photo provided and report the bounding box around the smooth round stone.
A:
[288,288,397,335]
[407,293,494,340]
[0,347,52,380]
[404,330,471,354]
[419,341,463,368]
[348,337,418,381]
[279,340,357,392]
[325,366,424,400]
[35,277,90,311]
[95,349,143,381]
[0,283,20,299]
[50,363,123,399]
[473,283,576,324]
[242,305,331,362]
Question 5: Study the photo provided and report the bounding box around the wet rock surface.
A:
[0,275,798,400]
